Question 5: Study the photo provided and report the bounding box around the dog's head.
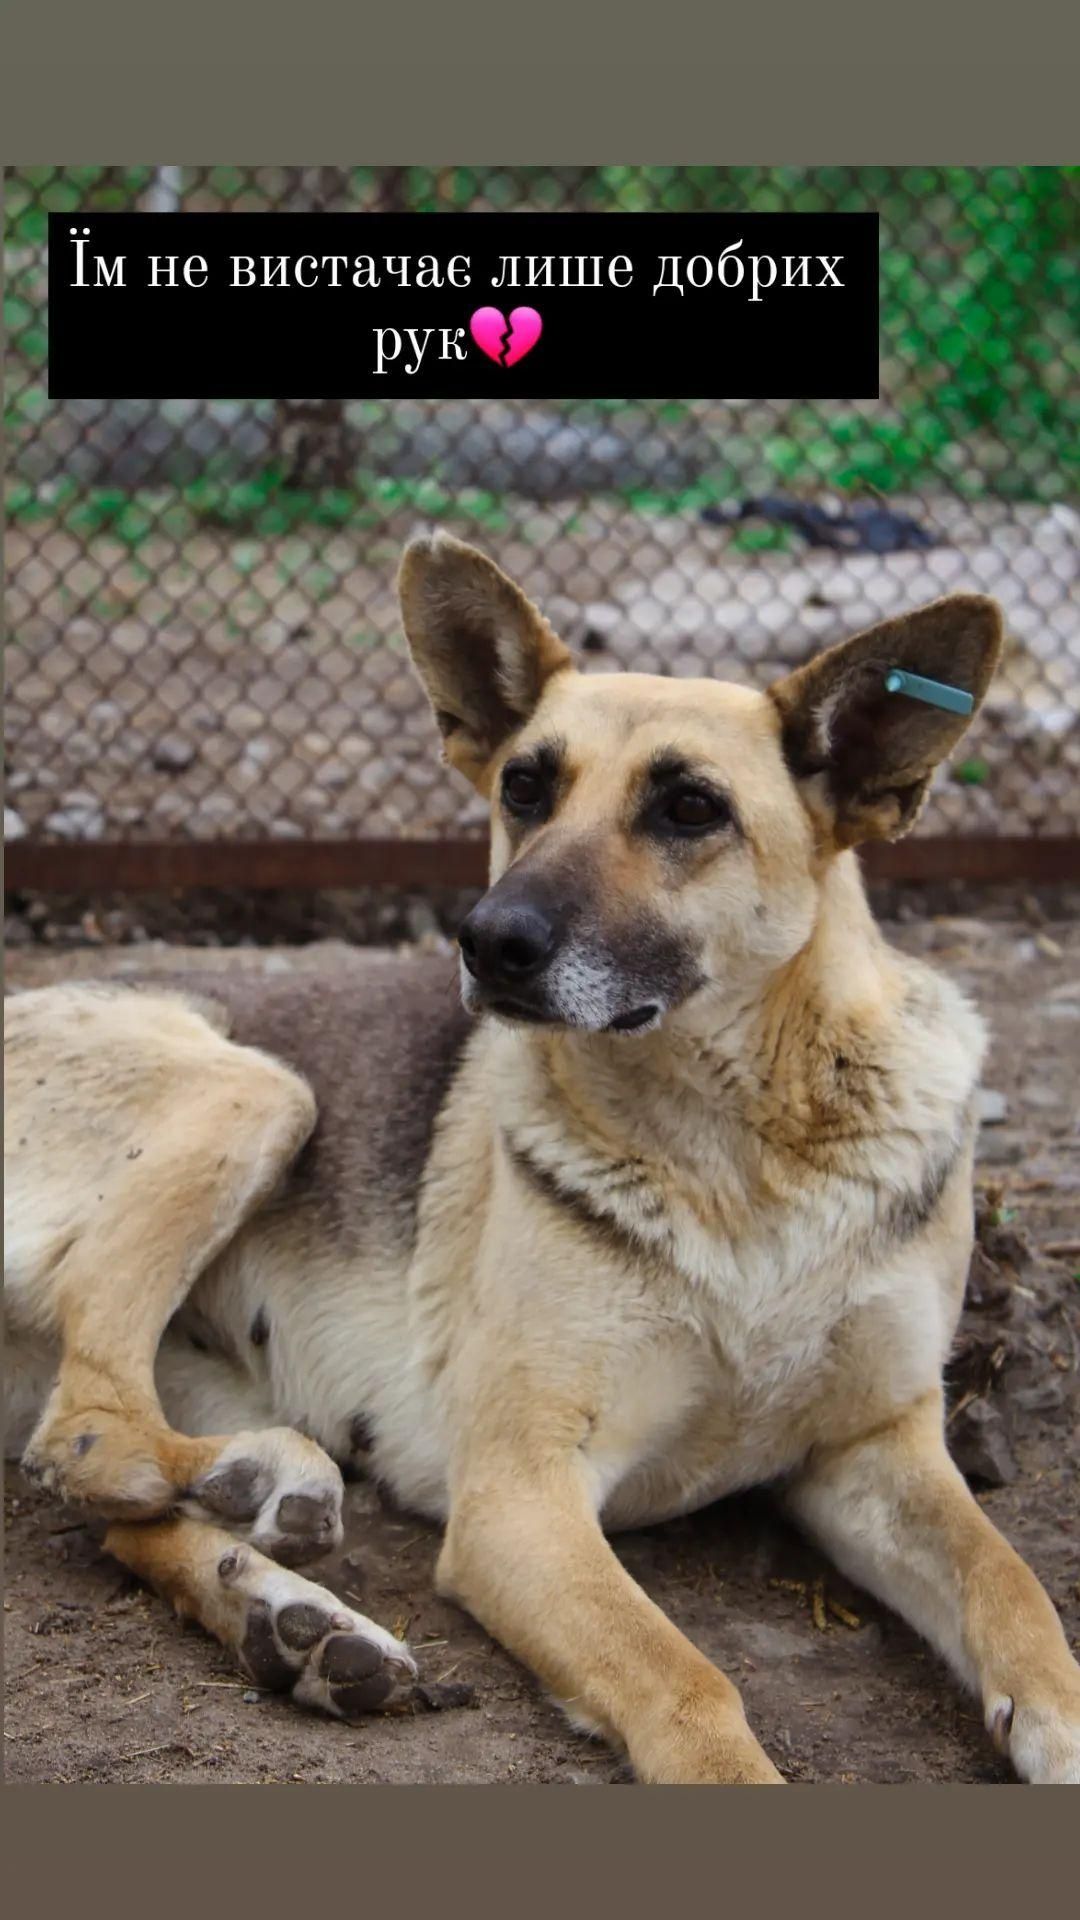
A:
[399,533,1002,1035]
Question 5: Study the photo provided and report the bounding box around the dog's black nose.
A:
[458,900,557,986]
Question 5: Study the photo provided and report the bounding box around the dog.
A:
[6,533,1080,1781]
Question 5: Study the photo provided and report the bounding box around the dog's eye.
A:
[502,766,546,813]
[661,788,731,833]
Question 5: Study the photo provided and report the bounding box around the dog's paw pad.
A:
[223,1561,415,1722]
[182,1429,345,1566]
[266,1488,341,1565]
[240,1598,300,1691]
[317,1631,397,1717]
[196,1458,273,1524]
[277,1601,335,1650]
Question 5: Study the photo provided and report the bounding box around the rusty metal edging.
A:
[863,836,1080,883]
[3,837,489,893]
[4,835,1080,894]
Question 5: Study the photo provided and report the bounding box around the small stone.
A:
[241,1688,262,1705]
[1020,1083,1061,1113]
[929,917,999,950]
[975,1134,1025,1166]
[964,1246,1014,1314]
[976,1089,1008,1127]
[974,1209,1031,1273]
[152,735,198,773]
[414,1681,476,1712]
[1012,1379,1067,1417]
[948,1399,1018,1489]
[4,806,27,841]
[405,900,440,944]
[44,803,106,841]
[1035,933,1064,960]
[320,759,352,790]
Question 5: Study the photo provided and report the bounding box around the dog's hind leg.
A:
[6,984,343,1565]
[104,1516,416,1720]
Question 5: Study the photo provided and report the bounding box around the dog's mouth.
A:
[606,1004,660,1033]
[479,993,661,1035]
[461,955,670,1036]
[485,995,556,1025]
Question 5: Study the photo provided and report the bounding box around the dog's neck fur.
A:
[512,853,980,1205]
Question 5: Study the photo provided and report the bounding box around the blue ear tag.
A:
[884,668,973,717]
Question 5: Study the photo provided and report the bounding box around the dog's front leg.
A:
[439,1412,782,1785]
[785,1389,1080,1783]
[106,1517,416,1720]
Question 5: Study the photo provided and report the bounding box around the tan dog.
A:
[6,534,1080,1781]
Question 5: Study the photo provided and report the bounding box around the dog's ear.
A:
[769,594,1004,850]
[398,533,574,788]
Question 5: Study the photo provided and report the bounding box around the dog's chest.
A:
[513,1102,876,1359]
[586,1222,893,1524]
[544,1138,911,1515]
[631,1192,867,1410]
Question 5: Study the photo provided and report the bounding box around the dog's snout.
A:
[459,900,558,987]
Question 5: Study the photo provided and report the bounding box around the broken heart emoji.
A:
[469,305,543,368]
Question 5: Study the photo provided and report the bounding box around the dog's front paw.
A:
[988,1690,1080,1784]
[216,1546,417,1720]
[182,1428,344,1566]
[22,1407,175,1518]
[633,1677,786,1785]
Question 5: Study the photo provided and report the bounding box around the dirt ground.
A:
[4,911,1079,1785]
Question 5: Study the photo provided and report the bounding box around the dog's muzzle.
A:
[458,896,559,1016]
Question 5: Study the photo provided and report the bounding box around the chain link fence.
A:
[5,167,1079,883]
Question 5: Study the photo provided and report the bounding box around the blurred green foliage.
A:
[594,166,1079,500]
[4,471,513,543]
